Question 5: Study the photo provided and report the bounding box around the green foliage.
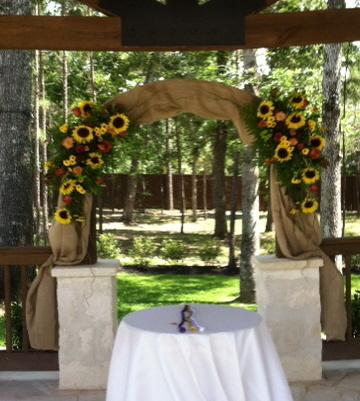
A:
[198,239,222,264]
[10,301,23,350]
[128,236,156,266]
[161,240,187,261]
[97,233,120,259]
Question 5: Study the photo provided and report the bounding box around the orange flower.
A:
[62,137,74,149]
[72,166,83,175]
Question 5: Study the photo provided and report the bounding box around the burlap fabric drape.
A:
[26,194,92,350]
[271,167,347,340]
[26,79,346,348]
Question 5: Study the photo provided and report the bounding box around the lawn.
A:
[116,273,256,321]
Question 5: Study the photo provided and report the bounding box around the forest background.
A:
[1,0,360,306]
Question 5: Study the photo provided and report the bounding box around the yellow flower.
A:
[100,123,108,134]
[59,124,69,133]
[301,198,319,214]
[291,178,301,184]
[257,101,274,119]
[75,216,85,223]
[54,208,72,224]
[72,125,94,143]
[302,168,320,184]
[266,116,276,128]
[76,184,86,194]
[309,135,326,151]
[95,127,103,137]
[290,209,299,215]
[301,148,309,155]
[289,94,307,109]
[86,152,104,169]
[78,101,95,118]
[63,159,71,167]
[108,113,130,134]
[274,142,293,162]
[59,179,76,195]
[308,120,316,132]
[285,112,306,129]
[44,161,54,171]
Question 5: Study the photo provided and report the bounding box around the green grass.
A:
[116,273,256,321]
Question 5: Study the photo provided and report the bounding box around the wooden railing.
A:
[320,236,360,360]
[0,246,58,371]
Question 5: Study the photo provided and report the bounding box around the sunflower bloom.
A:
[309,135,326,151]
[308,120,316,132]
[301,198,319,214]
[289,94,307,109]
[59,124,69,133]
[266,116,277,128]
[72,125,94,143]
[54,208,72,224]
[274,143,293,162]
[291,178,301,184]
[108,113,130,134]
[286,112,306,129]
[86,152,104,169]
[302,168,320,184]
[78,101,95,118]
[257,101,274,119]
[59,179,76,195]
[76,184,86,194]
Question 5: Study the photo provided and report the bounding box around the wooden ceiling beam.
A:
[0,9,359,51]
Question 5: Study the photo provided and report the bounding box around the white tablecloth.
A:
[106,304,293,401]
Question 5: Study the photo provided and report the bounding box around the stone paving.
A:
[1,362,360,401]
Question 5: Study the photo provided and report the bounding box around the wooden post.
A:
[82,196,97,264]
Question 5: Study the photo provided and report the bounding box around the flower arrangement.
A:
[241,90,328,215]
[44,101,131,224]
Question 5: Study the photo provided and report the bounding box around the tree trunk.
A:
[175,125,185,234]
[165,119,174,211]
[239,49,260,303]
[239,146,259,302]
[264,167,274,232]
[123,159,139,225]
[227,144,241,273]
[212,121,228,239]
[202,169,208,220]
[191,154,198,223]
[320,0,345,239]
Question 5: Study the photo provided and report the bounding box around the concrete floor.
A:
[1,361,360,401]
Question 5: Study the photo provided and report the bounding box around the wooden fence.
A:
[99,174,360,212]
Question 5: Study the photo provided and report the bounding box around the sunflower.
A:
[309,135,326,151]
[289,94,307,109]
[301,198,319,214]
[76,184,86,194]
[72,125,94,143]
[274,142,293,162]
[302,168,320,184]
[285,112,306,129]
[86,152,104,169]
[54,208,72,224]
[291,178,301,184]
[108,113,130,134]
[59,179,76,195]
[308,120,316,132]
[266,116,277,128]
[78,101,95,118]
[59,124,68,133]
[257,101,274,119]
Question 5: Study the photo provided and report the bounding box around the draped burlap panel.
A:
[270,167,346,341]
[26,195,92,350]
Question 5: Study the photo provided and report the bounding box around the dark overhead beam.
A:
[0,9,359,51]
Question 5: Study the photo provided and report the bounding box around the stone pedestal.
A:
[252,255,323,382]
[52,259,118,390]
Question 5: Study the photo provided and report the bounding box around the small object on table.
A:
[178,304,205,333]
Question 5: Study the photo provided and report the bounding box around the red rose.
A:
[309,149,321,159]
[97,141,112,153]
[75,146,86,153]
[72,107,81,117]
[289,138,298,146]
[309,185,319,193]
[273,133,283,142]
[63,195,73,205]
[258,120,267,128]
[296,144,304,151]
[54,168,65,177]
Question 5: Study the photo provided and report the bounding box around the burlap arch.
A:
[26,79,346,350]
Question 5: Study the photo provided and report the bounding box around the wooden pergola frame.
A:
[0,1,359,51]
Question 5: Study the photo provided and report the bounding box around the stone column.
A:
[52,259,118,390]
[252,255,323,382]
